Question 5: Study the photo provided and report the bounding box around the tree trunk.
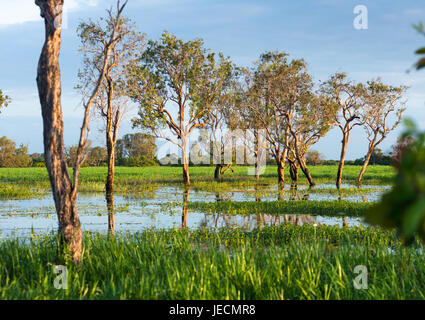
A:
[357,149,373,185]
[106,141,115,235]
[298,157,315,188]
[35,0,82,264]
[290,130,315,187]
[336,133,349,190]
[277,157,285,189]
[289,160,299,186]
[357,135,379,185]
[105,86,116,234]
[182,135,190,186]
[214,164,221,180]
[255,155,261,181]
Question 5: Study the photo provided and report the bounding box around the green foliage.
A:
[366,121,425,244]
[130,31,233,135]
[116,133,157,164]
[0,136,32,168]
[1,226,424,299]
[0,90,10,113]
[353,148,392,166]
[118,155,158,167]
[413,22,425,70]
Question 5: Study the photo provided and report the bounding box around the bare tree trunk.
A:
[255,155,261,181]
[298,157,315,188]
[290,130,315,187]
[277,156,285,189]
[357,150,372,185]
[35,0,82,264]
[357,135,379,185]
[214,164,222,180]
[182,135,191,186]
[106,142,115,234]
[105,85,116,234]
[288,160,299,186]
[336,133,349,190]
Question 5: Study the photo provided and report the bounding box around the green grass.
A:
[189,200,372,217]
[1,225,424,300]
[0,183,44,199]
[0,165,395,198]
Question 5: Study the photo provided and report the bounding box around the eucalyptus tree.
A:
[286,93,337,187]
[130,31,232,186]
[35,0,128,263]
[0,90,10,113]
[230,85,268,181]
[204,104,234,180]
[77,1,144,234]
[321,72,366,190]
[240,52,315,188]
[203,68,242,181]
[356,79,407,184]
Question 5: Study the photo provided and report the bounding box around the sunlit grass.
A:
[0,225,423,300]
[0,165,395,199]
[189,200,371,217]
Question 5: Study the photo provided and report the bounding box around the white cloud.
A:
[0,0,98,28]
[403,9,423,17]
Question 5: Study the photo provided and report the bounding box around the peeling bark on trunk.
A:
[35,0,82,264]
[181,136,190,187]
[106,146,115,235]
[105,86,116,235]
[357,134,379,185]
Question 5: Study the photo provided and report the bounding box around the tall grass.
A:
[0,225,423,300]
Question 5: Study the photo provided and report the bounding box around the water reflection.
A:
[106,192,115,235]
[182,188,190,228]
[198,212,321,230]
[0,184,383,238]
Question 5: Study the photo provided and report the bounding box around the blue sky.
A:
[0,0,424,160]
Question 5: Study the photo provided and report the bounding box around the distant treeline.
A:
[0,133,158,168]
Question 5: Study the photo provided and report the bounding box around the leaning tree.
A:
[77,1,144,234]
[35,0,127,263]
[356,79,407,184]
[130,31,232,186]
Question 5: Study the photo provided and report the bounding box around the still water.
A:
[0,185,389,238]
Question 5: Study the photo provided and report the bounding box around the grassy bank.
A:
[1,225,423,300]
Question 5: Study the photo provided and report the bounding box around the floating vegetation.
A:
[189,200,372,217]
